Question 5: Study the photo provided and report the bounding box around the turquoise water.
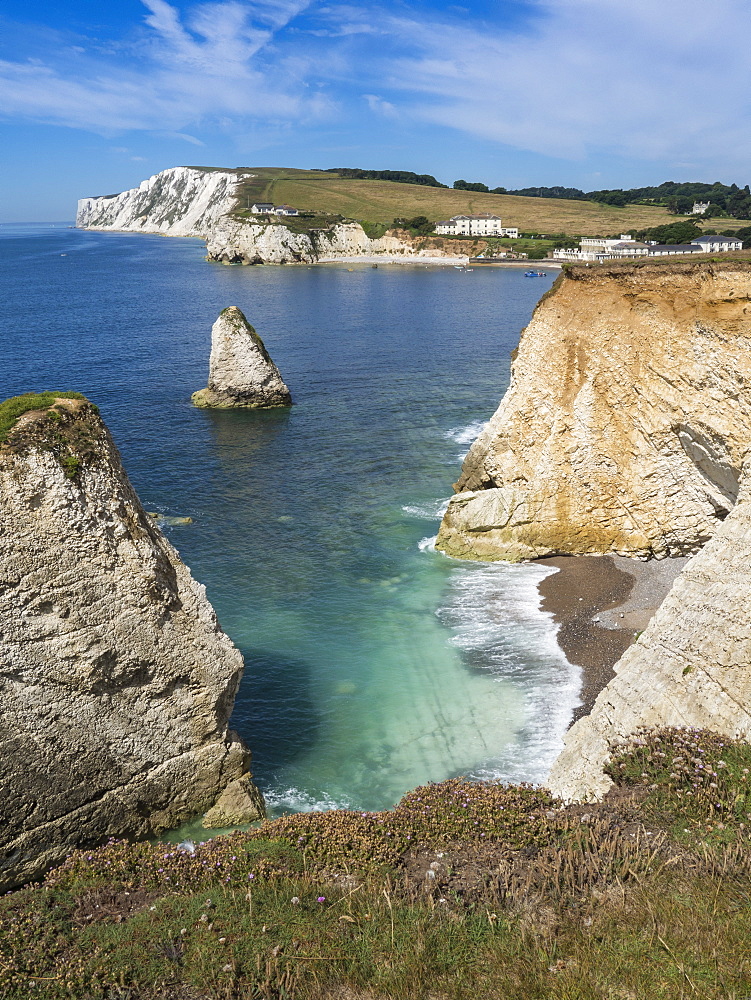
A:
[2,223,577,815]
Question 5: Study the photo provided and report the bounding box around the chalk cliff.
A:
[192,307,292,409]
[76,166,247,236]
[76,166,476,263]
[204,219,472,265]
[437,259,751,561]
[0,394,263,890]
[547,481,751,800]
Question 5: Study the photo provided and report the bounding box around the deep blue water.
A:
[1,222,576,817]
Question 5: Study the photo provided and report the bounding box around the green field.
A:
[231,167,718,237]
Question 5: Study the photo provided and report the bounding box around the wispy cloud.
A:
[367,0,751,176]
[0,0,327,135]
[2,0,751,182]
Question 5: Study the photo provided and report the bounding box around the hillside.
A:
[235,168,689,235]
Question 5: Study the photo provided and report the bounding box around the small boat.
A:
[524,270,548,277]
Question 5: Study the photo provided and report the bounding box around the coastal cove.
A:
[5,222,576,819]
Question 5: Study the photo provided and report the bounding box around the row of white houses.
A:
[553,234,743,262]
[434,214,519,238]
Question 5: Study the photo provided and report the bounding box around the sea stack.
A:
[192,306,292,409]
[0,392,264,890]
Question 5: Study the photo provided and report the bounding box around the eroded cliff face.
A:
[547,478,751,801]
[0,396,262,889]
[77,166,478,263]
[437,259,751,561]
[76,167,247,236]
[204,219,472,264]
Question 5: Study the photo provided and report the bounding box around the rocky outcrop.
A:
[0,394,263,890]
[205,219,472,265]
[437,259,751,561]
[76,167,248,236]
[547,479,751,801]
[192,307,291,409]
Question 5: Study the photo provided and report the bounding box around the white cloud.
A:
[0,0,325,135]
[363,93,398,118]
[2,0,751,182]
[373,0,751,176]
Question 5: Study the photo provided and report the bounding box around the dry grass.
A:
[235,169,706,236]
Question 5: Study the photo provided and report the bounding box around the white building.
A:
[250,203,299,216]
[691,201,710,215]
[690,234,743,252]
[553,232,743,262]
[434,214,518,237]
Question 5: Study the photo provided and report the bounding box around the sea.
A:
[1,222,578,819]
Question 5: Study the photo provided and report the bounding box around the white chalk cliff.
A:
[76,166,248,237]
[0,394,263,889]
[192,306,292,409]
[76,167,474,264]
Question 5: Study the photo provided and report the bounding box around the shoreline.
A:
[538,554,688,722]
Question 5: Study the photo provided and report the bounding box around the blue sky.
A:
[2,0,751,221]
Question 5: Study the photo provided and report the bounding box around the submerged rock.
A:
[192,307,292,409]
[0,392,264,890]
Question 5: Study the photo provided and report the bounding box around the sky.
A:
[2,0,751,221]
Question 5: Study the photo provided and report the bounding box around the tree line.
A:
[325,168,447,188]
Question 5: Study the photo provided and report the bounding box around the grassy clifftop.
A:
[233,168,692,236]
[3,728,751,998]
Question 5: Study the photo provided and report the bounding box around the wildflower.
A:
[290,897,300,904]
[317,896,326,903]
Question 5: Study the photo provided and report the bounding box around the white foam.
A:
[444,420,489,446]
[263,787,352,816]
[417,535,438,552]
[436,560,581,786]
[402,498,450,520]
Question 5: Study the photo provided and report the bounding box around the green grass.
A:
[0,392,87,444]
[5,730,751,997]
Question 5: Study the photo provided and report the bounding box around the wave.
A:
[417,535,438,552]
[402,497,450,520]
[436,561,581,786]
[263,786,353,817]
[444,420,489,446]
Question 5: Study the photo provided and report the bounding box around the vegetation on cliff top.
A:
[0,392,101,478]
[2,728,751,998]
[0,392,89,444]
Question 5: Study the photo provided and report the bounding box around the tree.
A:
[453,180,489,192]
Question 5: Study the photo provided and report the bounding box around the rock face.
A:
[76,166,478,264]
[0,394,264,890]
[76,167,247,236]
[547,479,751,801]
[205,219,473,265]
[437,259,751,561]
[191,307,292,409]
